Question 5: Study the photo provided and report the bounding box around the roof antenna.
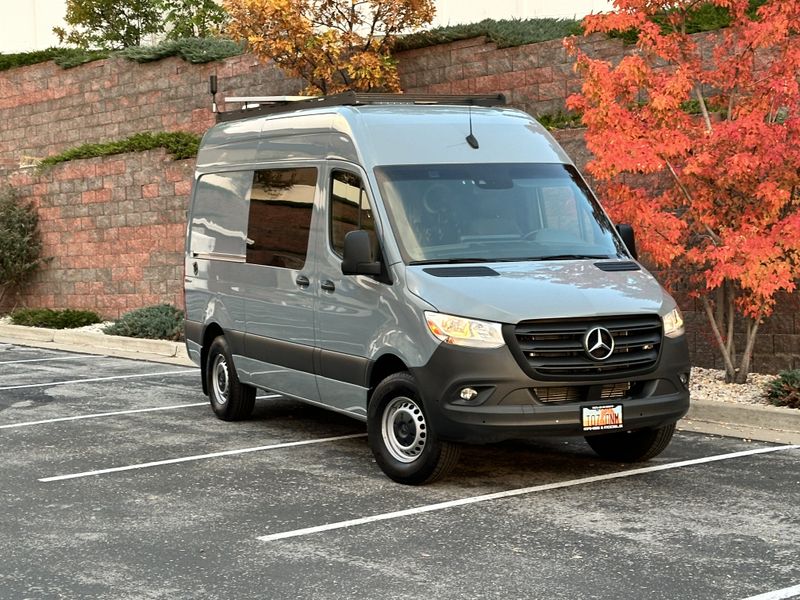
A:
[466,104,479,149]
[209,75,218,114]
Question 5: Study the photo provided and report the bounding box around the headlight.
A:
[425,311,505,349]
[663,307,685,338]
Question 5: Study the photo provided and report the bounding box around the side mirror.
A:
[341,230,382,276]
[616,224,638,260]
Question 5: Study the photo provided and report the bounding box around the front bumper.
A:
[410,336,691,444]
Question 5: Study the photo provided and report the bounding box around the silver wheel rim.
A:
[381,396,427,463]
[211,354,229,405]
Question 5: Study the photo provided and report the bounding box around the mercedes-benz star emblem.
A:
[584,327,615,361]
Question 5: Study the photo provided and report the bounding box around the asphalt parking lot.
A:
[1,342,798,600]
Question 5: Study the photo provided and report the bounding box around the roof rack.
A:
[214,89,507,123]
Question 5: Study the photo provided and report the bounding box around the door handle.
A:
[321,280,336,292]
[296,275,310,288]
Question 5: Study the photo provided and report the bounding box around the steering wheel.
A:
[422,183,452,214]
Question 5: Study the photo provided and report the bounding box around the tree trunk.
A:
[702,293,736,381]
[735,317,761,384]
[701,281,762,384]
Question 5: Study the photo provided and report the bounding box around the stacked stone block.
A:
[8,151,191,318]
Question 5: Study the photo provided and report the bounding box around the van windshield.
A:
[373,163,628,264]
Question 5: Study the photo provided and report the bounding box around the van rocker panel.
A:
[410,336,690,444]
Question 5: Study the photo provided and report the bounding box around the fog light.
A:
[460,387,478,401]
[679,372,690,386]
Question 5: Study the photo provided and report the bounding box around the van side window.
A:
[190,171,252,259]
[330,170,377,257]
[246,167,317,269]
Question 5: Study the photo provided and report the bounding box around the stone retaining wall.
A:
[7,150,191,318]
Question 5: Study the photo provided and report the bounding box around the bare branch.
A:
[694,87,713,133]
[702,295,737,379]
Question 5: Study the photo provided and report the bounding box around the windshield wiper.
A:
[409,258,497,265]
[533,254,611,261]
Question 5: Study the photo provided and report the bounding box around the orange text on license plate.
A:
[582,404,623,431]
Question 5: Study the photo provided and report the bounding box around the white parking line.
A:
[257,444,800,542]
[741,584,800,600]
[0,354,107,365]
[0,403,208,429]
[0,369,197,391]
[39,433,367,482]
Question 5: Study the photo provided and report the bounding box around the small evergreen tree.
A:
[54,0,165,49]
[54,0,230,49]
[0,188,46,308]
[164,0,229,39]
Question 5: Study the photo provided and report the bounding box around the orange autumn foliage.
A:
[567,0,800,382]
[223,0,435,95]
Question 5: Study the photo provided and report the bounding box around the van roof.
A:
[196,103,572,171]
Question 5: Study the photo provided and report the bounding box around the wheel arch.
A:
[200,322,225,396]
[367,353,408,404]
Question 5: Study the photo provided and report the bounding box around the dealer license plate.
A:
[582,404,623,431]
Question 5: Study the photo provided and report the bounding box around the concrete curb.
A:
[682,399,800,445]
[0,323,193,367]
[1,323,798,442]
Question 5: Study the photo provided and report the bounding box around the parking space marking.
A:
[0,354,107,365]
[39,433,367,482]
[257,444,799,542]
[740,584,800,600]
[0,403,208,429]
[0,369,197,391]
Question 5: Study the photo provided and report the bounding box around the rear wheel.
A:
[206,336,255,421]
[368,372,460,485]
[585,423,676,462]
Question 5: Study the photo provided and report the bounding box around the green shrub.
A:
[0,36,241,73]
[0,48,63,71]
[396,18,583,52]
[765,370,800,409]
[118,37,244,64]
[103,304,185,341]
[53,48,111,68]
[38,131,201,169]
[0,188,46,306]
[10,308,101,329]
[537,111,584,130]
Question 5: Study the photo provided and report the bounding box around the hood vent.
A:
[594,261,640,272]
[423,266,500,278]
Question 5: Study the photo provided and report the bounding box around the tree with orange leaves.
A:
[223,0,435,94]
[567,0,800,383]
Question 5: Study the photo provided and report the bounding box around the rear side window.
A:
[246,167,317,269]
[190,171,252,259]
[329,170,378,258]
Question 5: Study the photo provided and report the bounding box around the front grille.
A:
[512,315,662,380]
[533,382,635,404]
[534,386,581,403]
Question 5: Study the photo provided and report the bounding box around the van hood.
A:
[404,261,671,324]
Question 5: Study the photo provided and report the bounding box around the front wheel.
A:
[206,336,255,421]
[585,423,676,462]
[368,372,460,485]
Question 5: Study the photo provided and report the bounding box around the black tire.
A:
[205,336,255,421]
[368,372,460,485]
[585,423,676,462]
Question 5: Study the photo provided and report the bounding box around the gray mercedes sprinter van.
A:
[184,92,690,484]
